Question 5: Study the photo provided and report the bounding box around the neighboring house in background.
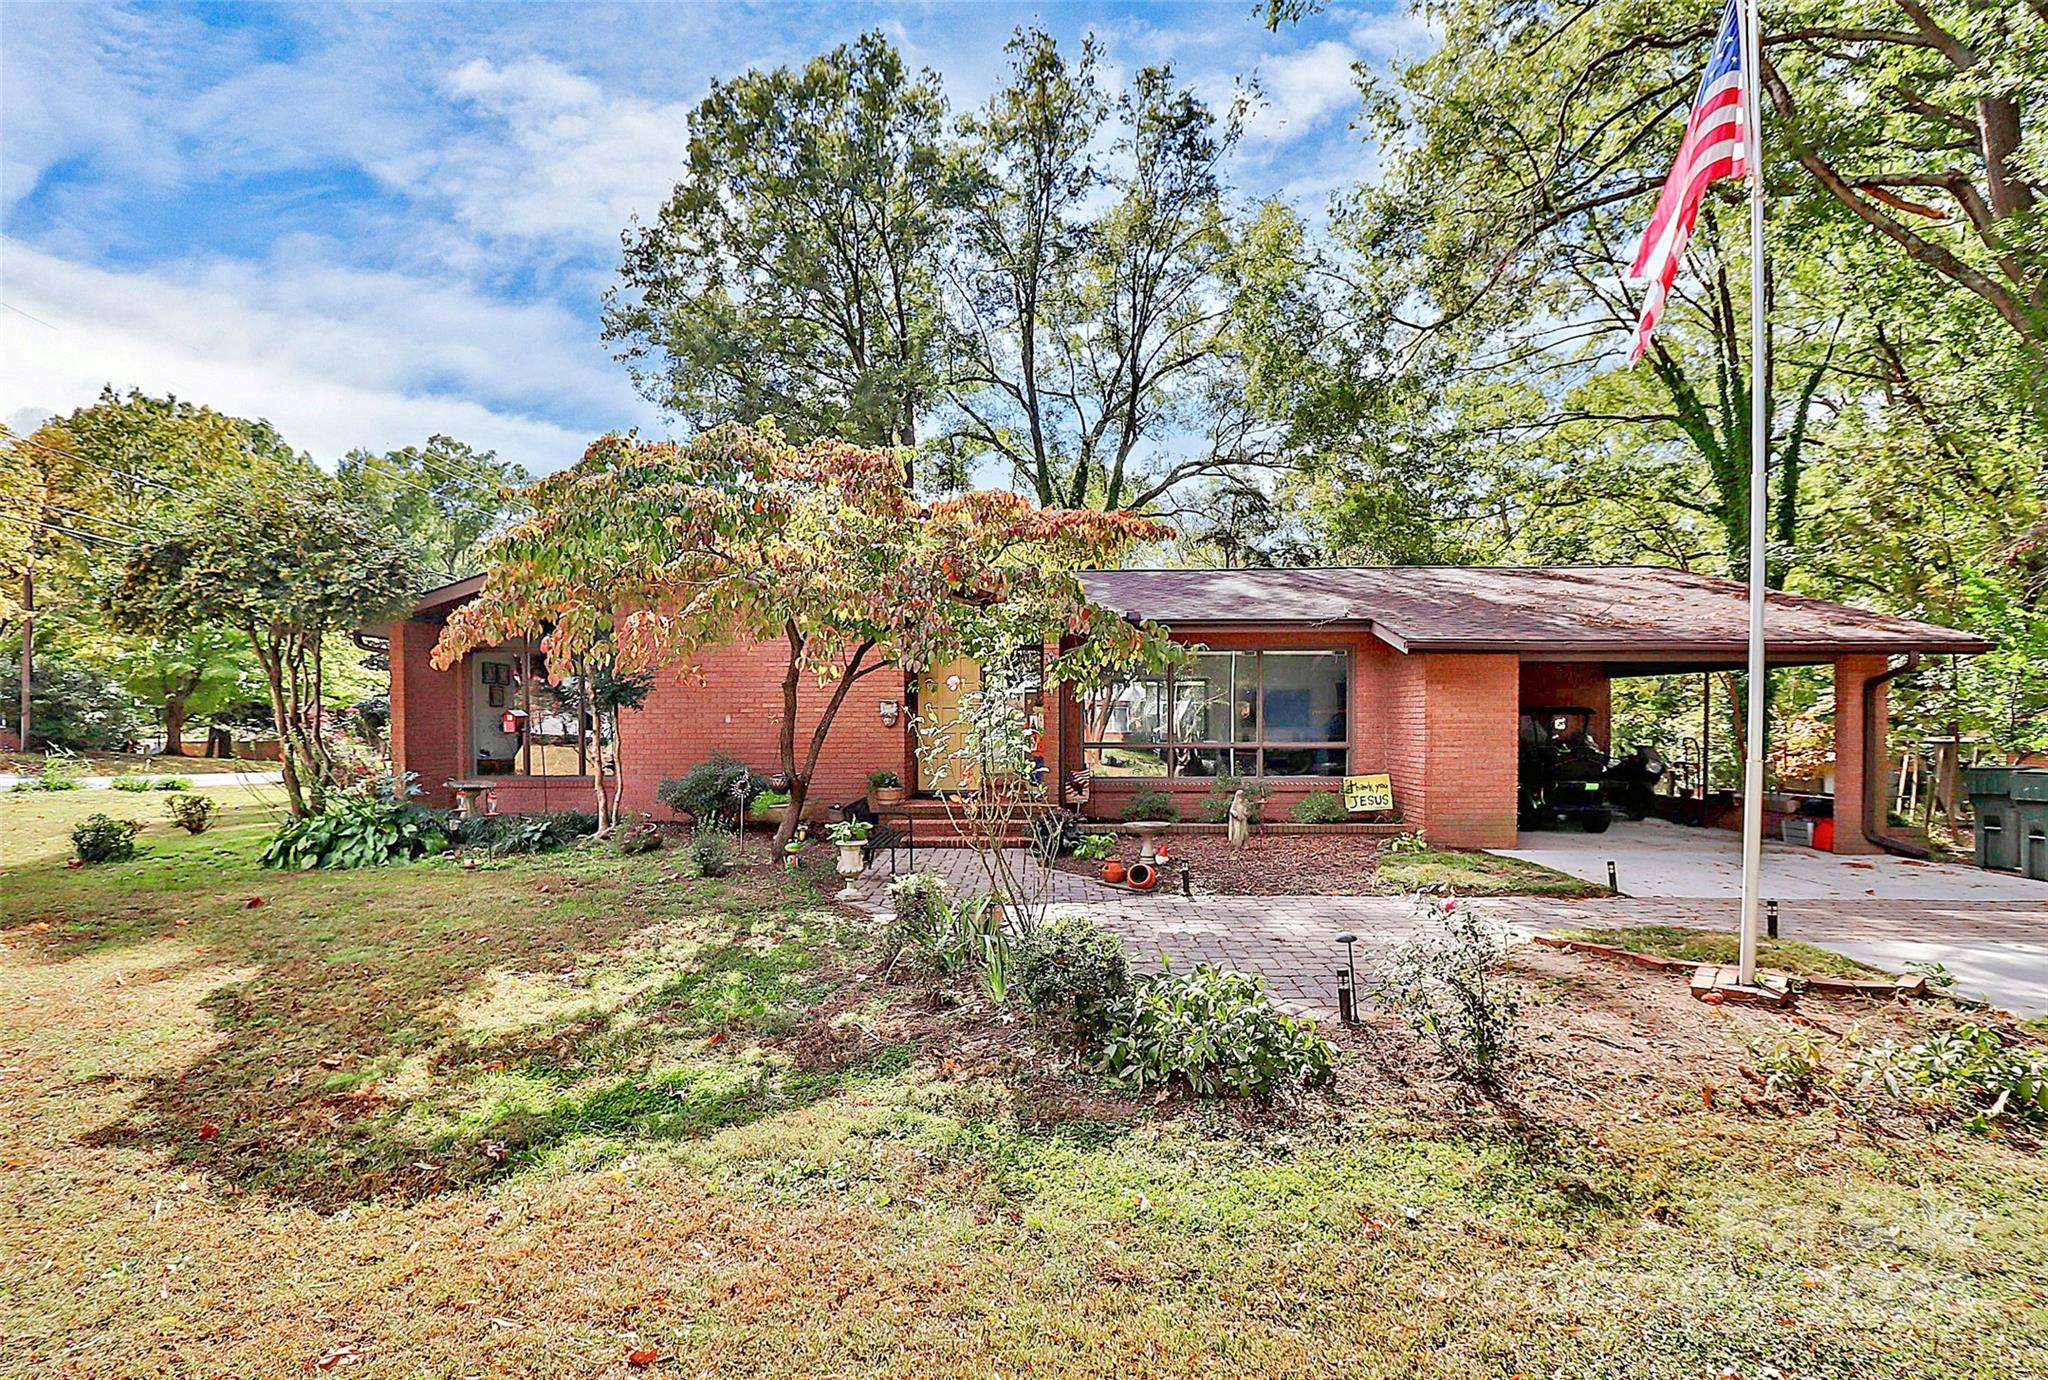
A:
[383,566,1991,851]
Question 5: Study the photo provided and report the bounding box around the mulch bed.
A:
[1057,832,1388,896]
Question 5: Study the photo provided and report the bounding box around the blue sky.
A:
[1,1,1425,475]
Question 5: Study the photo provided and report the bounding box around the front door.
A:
[914,656,980,794]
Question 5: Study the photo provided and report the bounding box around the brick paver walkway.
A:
[846,850,2048,1019]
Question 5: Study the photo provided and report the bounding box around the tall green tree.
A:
[336,435,528,579]
[605,32,955,471]
[111,467,424,815]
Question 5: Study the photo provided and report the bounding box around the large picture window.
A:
[1081,649,1349,779]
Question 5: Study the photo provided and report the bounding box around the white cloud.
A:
[428,57,696,245]
[0,240,650,473]
[1245,40,1361,144]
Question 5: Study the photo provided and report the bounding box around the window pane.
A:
[1172,653,1245,744]
[1086,745,1167,778]
[1080,675,1169,747]
[1169,746,1240,779]
[1260,651,1348,744]
[1261,747,1347,776]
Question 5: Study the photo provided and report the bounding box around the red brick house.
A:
[385,565,1989,852]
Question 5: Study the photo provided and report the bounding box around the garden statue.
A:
[1227,789,1251,848]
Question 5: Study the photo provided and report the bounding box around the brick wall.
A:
[614,640,909,822]
[389,619,463,808]
[1420,654,1520,848]
[1830,654,1888,855]
[1518,661,1612,747]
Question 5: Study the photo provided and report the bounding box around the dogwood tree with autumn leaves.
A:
[433,426,1173,844]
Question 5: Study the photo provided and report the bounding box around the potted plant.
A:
[866,768,905,811]
[825,818,872,879]
[749,787,791,823]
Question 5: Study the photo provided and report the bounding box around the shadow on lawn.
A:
[31,838,868,1207]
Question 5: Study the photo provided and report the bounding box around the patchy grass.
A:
[1547,924,1893,979]
[1377,847,1606,897]
[3,789,2044,1377]
[2,748,272,776]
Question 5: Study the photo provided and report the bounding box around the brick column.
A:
[389,619,462,808]
[1830,654,1889,855]
[1419,653,1521,849]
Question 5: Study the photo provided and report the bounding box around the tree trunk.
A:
[162,695,189,756]
[772,623,805,851]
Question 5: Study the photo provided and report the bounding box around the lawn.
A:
[3,787,2044,1378]
[1376,846,1606,897]
[1545,924,1895,980]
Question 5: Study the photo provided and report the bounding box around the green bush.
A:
[1370,895,1520,1083]
[71,813,142,864]
[259,777,446,870]
[164,794,217,835]
[1842,1023,2048,1131]
[1289,789,1351,824]
[1074,833,1119,862]
[688,826,737,877]
[154,776,191,791]
[1196,776,1271,824]
[13,753,85,792]
[656,752,763,827]
[1095,964,1335,1098]
[1015,916,1131,1033]
[111,774,155,792]
[1121,788,1179,823]
[1382,831,1429,855]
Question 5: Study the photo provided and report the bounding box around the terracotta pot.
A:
[1125,861,1159,891]
[1101,859,1128,885]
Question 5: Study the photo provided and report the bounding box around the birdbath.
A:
[1128,822,1169,865]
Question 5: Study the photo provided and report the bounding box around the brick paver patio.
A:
[845,849,2048,1019]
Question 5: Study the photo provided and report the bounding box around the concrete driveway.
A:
[1495,819,2048,1017]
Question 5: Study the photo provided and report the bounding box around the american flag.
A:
[1627,0,1751,363]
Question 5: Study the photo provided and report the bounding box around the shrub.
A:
[1840,1023,2048,1131]
[1025,808,1084,862]
[1370,894,1520,1082]
[880,872,1012,998]
[1289,789,1351,824]
[154,776,191,791]
[655,752,763,827]
[259,775,446,870]
[688,826,737,878]
[164,794,217,835]
[1095,964,1335,1097]
[1196,776,1271,824]
[111,774,155,793]
[1121,788,1179,823]
[487,815,568,856]
[1074,833,1119,862]
[866,768,900,791]
[1743,1028,1827,1101]
[71,813,142,864]
[1382,831,1429,856]
[14,753,85,792]
[615,815,665,854]
[1015,916,1131,1033]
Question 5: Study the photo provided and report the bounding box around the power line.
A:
[0,509,136,550]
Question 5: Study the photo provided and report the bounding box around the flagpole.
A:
[1737,0,1768,985]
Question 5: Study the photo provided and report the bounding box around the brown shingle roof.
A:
[1078,566,1992,659]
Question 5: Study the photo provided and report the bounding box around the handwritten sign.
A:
[1343,773,1394,814]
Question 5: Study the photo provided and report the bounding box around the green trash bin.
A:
[1966,765,2022,872]
[2012,770,2048,881]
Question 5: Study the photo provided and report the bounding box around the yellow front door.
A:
[915,656,980,794]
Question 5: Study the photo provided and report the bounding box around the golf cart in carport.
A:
[1519,705,1613,832]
